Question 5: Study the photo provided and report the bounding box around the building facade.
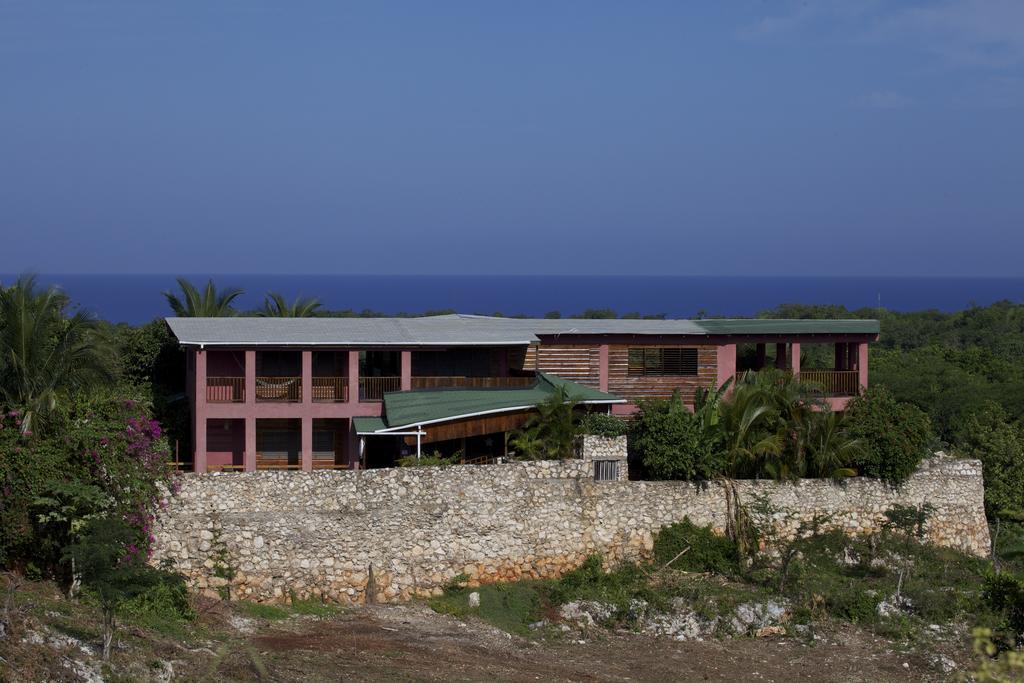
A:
[167,315,879,473]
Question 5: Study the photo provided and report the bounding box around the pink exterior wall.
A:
[716,344,736,390]
[598,344,610,393]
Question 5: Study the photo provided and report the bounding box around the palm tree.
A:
[163,278,243,317]
[260,292,322,317]
[0,275,113,433]
[512,387,580,460]
[805,411,863,479]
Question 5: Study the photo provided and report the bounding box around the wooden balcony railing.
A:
[255,376,302,402]
[206,377,245,403]
[735,369,861,396]
[797,370,860,396]
[359,376,401,401]
[312,376,349,402]
[410,376,537,390]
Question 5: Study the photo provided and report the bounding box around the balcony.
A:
[735,369,860,396]
[312,377,349,402]
[255,376,302,402]
[410,376,536,390]
[797,370,860,396]
[207,377,244,403]
[359,376,401,401]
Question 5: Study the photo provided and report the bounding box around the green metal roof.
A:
[693,319,879,335]
[355,372,623,433]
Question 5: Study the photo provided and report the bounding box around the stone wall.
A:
[151,454,990,605]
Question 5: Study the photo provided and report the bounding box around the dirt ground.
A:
[192,603,959,682]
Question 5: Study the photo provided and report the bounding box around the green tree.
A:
[629,391,725,480]
[260,292,323,317]
[162,277,243,317]
[0,274,113,433]
[510,387,580,460]
[954,402,1024,518]
[844,386,933,485]
[64,517,185,661]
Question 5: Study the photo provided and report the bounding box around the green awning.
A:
[355,372,622,434]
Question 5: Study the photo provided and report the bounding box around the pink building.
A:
[167,315,879,473]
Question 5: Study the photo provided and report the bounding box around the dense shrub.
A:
[954,402,1024,518]
[0,393,174,573]
[843,386,934,485]
[629,399,724,480]
[983,572,1024,644]
[652,519,740,576]
[577,412,628,437]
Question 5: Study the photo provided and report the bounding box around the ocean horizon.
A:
[3,274,1023,325]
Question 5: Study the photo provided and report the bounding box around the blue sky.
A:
[2,1,1022,276]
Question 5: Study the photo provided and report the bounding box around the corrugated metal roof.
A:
[165,314,878,346]
[355,372,623,433]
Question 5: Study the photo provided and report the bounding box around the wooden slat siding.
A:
[607,344,718,403]
[520,345,538,371]
[405,411,533,445]
[536,344,600,387]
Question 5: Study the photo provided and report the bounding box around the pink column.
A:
[244,350,257,472]
[193,349,207,473]
[301,351,313,472]
[301,416,313,472]
[400,350,412,391]
[245,418,256,473]
[774,343,787,370]
[858,343,869,392]
[348,350,360,402]
[302,350,312,403]
[790,342,800,376]
[598,344,610,392]
[716,344,736,390]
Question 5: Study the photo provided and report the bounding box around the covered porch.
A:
[353,372,624,468]
[732,339,870,409]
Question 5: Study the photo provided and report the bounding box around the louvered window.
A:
[627,347,698,376]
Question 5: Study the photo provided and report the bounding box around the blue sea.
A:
[4,274,1023,325]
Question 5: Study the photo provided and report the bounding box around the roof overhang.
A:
[355,398,625,435]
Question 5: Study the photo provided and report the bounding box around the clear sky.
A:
[2,1,1022,276]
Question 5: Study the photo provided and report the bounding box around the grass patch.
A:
[236,601,290,621]
[289,598,343,618]
[429,581,545,635]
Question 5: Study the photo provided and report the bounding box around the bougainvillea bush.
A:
[0,391,175,573]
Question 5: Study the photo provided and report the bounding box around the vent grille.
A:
[594,460,619,482]
[627,347,698,376]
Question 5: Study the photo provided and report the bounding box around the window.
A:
[627,347,698,376]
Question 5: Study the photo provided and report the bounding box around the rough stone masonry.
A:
[151,436,990,604]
